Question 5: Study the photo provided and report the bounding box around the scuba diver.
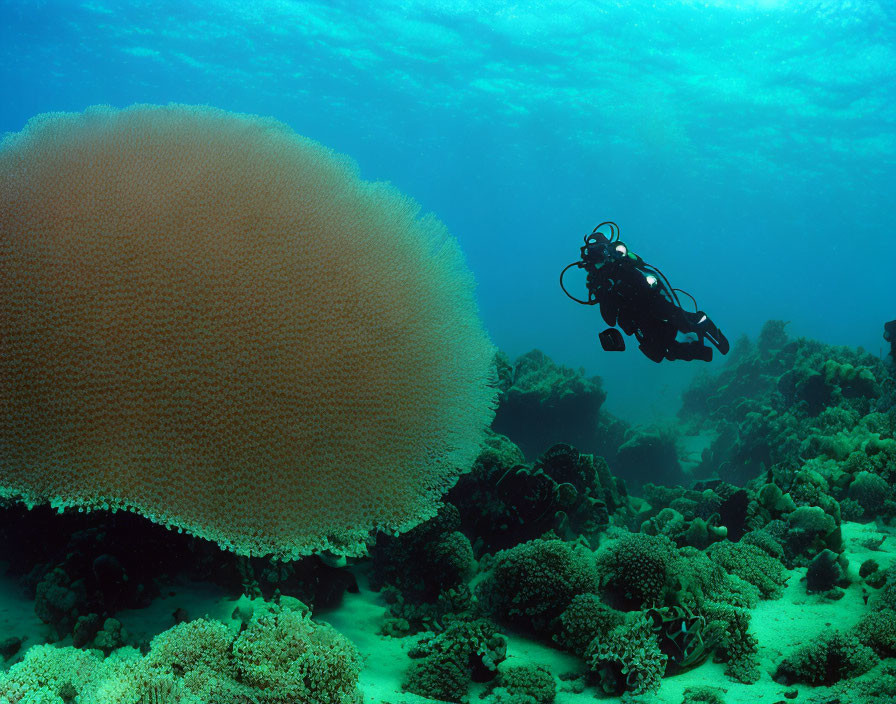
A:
[560,222,730,363]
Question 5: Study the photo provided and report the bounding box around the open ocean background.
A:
[2,0,894,422]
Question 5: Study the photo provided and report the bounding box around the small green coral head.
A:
[758,483,797,515]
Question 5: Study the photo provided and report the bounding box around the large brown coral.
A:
[0,104,496,558]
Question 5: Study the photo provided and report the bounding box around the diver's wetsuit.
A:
[588,249,715,362]
[561,223,729,363]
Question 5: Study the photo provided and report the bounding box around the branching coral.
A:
[706,540,788,598]
[483,665,556,704]
[554,593,625,657]
[586,612,668,695]
[701,600,760,683]
[404,617,507,703]
[477,538,597,636]
[597,533,678,610]
[0,600,362,704]
[853,608,896,658]
[775,630,877,686]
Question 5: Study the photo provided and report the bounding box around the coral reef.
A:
[2,323,895,702]
[586,611,668,695]
[370,504,475,603]
[492,349,627,461]
[449,440,630,554]
[554,593,625,658]
[483,665,556,704]
[706,540,789,599]
[681,320,893,488]
[597,533,678,610]
[0,600,362,704]
[614,427,686,490]
[775,630,877,686]
[403,617,507,702]
[0,505,357,644]
[477,538,597,636]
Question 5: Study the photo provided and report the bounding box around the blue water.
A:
[2,0,894,422]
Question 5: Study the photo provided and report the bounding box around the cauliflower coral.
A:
[0,601,361,704]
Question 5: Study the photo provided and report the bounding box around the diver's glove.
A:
[690,311,729,356]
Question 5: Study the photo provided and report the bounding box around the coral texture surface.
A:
[0,104,496,558]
